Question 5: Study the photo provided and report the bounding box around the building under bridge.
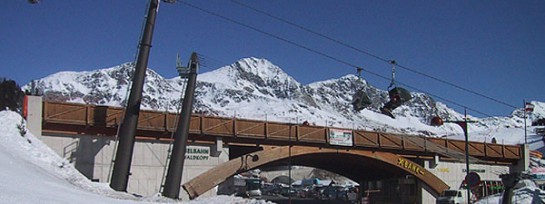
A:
[24,96,528,203]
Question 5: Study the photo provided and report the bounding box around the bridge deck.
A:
[40,101,521,163]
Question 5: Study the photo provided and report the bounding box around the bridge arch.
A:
[182,146,449,199]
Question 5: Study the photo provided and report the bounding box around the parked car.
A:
[436,189,471,204]
[280,187,297,197]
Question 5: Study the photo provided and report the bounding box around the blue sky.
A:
[1,0,544,117]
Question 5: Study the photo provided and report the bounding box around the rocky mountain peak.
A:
[199,57,301,100]
[23,58,543,137]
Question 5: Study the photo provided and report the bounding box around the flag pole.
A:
[524,99,527,144]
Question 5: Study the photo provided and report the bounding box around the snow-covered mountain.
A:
[23,57,545,139]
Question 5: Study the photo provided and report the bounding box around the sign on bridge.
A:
[328,128,353,146]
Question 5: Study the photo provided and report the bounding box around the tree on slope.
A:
[0,78,24,114]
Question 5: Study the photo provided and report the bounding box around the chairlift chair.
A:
[380,87,412,118]
[351,67,372,112]
[430,116,444,126]
[379,60,412,118]
[352,89,372,112]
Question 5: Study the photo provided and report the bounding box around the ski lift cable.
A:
[228,0,518,110]
[397,80,493,118]
[229,0,389,63]
[173,48,216,72]
[396,63,518,109]
[358,65,493,117]
[176,1,494,117]
[194,53,222,72]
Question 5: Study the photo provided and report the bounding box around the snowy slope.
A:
[0,111,142,203]
[23,57,545,143]
[0,110,272,204]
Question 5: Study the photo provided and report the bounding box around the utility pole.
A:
[110,0,160,192]
[443,108,475,204]
[162,52,199,199]
[461,112,472,204]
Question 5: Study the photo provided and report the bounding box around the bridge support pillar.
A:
[510,144,529,173]
[418,178,438,204]
[24,95,42,137]
[423,155,440,170]
[211,137,223,157]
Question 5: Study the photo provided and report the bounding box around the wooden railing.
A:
[41,101,521,161]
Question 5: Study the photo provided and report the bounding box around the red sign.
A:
[465,172,481,187]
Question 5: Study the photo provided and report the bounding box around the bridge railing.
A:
[41,101,521,161]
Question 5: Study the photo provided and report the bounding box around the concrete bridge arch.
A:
[182,145,449,199]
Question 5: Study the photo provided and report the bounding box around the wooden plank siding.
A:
[41,101,522,162]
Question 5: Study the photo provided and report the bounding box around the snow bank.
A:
[0,110,272,204]
[0,110,144,203]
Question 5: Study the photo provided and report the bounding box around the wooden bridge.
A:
[40,100,521,163]
[37,100,524,198]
